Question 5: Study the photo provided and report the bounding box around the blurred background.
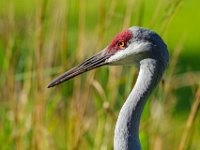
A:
[0,0,200,149]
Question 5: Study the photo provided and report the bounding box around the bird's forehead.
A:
[108,29,133,51]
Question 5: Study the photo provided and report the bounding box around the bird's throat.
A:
[114,58,165,150]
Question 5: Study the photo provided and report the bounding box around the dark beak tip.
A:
[47,82,55,88]
[47,85,52,88]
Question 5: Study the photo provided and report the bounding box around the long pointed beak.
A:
[47,49,111,88]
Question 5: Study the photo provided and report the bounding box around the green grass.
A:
[0,0,200,149]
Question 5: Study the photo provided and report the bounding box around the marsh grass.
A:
[0,0,199,150]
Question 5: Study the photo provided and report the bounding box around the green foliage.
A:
[0,0,199,149]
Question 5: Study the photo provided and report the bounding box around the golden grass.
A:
[0,0,199,149]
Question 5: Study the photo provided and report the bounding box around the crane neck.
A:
[114,58,166,150]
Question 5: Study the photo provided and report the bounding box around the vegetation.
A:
[0,0,199,149]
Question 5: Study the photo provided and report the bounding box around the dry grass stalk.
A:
[178,85,200,150]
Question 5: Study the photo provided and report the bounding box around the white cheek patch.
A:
[107,42,149,65]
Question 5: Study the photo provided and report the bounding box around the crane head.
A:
[48,26,169,88]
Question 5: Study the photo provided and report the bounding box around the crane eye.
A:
[117,41,125,48]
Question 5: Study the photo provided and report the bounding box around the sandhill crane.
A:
[48,26,169,150]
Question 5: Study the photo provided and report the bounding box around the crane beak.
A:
[47,49,112,88]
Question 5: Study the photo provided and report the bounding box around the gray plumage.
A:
[113,27,169,150]
[48,26,169,150]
